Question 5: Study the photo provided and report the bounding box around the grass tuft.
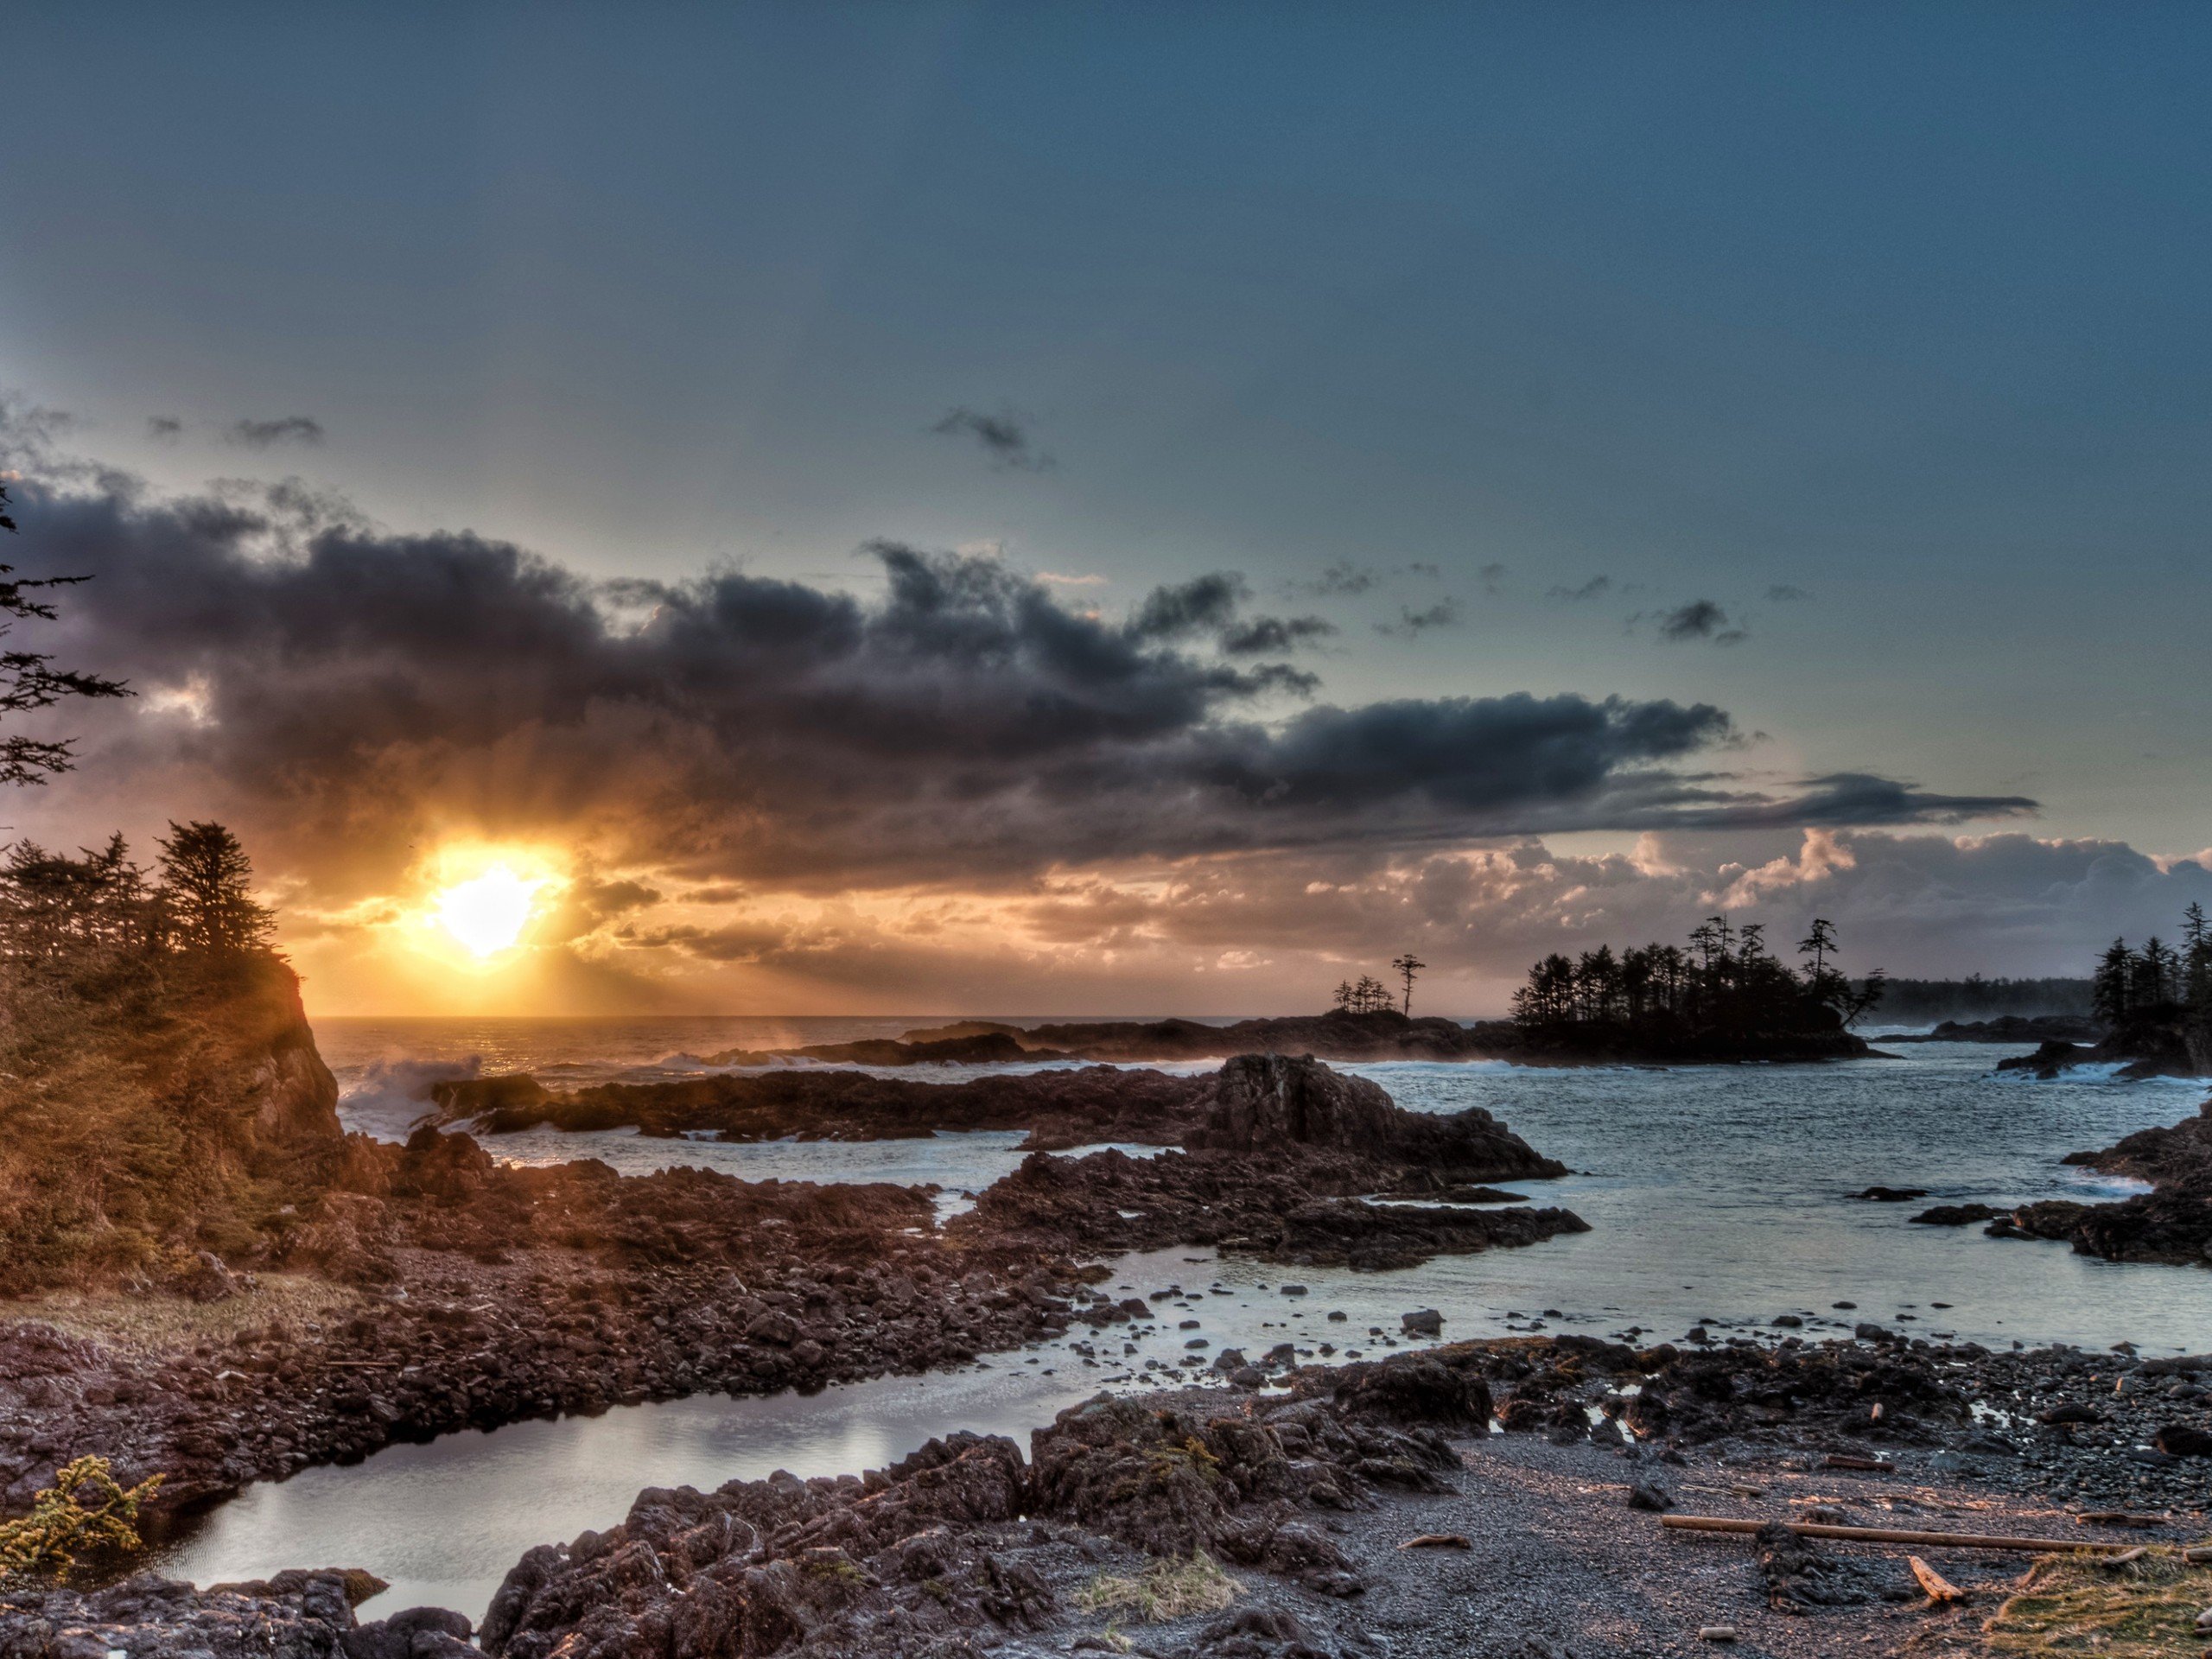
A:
[1076,1553,1238,1624]
[1983,1548,2212,1657]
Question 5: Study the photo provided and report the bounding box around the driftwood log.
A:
[1660,1515,2212,1560]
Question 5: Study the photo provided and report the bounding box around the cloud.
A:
[631,825,2208,1010]
[1289,560,1377,598]
[3,438,2039,924]
[1289,560,1450,601]
[1547,575,1611,602]
[145,417,182,442]
[1656,599,1745,645]
[226,416,325,448]
[1037,571,1106,587]
[1766,584,1810,601]
[1477,563,1506,594]
[1375,600,1460,638]
[1218,613,1335,655]
[1125,572,1247,640]
[930,406,1052,472]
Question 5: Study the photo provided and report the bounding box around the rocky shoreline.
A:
[10,1332,2209,1659]
[0,1058,1578,1529]
[1906,1092,2212,1267]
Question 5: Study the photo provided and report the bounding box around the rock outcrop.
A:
[1965,1095,2212,1266]
[475,1357,1467,1659]
[433,1064,1209,1148]
[0,1567,385,1659]
[1186,1053,1567,1182]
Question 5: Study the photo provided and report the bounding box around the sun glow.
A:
[431,868,546,957]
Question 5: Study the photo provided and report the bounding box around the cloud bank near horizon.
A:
[3,439,2138,1012]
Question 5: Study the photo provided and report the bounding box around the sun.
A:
[430,867,547,957]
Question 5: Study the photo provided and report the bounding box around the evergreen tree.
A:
[155,822,275,957]
[1390,952,1426,1016]
[2091,938,2134,1026]
[2183,903,2212,1009]
[0,484,131,785]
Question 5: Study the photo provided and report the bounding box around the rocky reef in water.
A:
[432,1049,1579,1174]
[1908,1092,2212,1266]
[900,1007,1876,1066]
[897,1009,1506,1064]
[431,1064,1210,1147]
[2016,1093,2212,1265]
[1885,1014,2105,1044]
[955,1055,1581,1269]
[1995,1014,2211,1081]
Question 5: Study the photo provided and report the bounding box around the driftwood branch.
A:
[1907,1555,1965,1601]
[1660,1515,2212,1560]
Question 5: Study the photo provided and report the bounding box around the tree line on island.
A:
[2091,904,2212,1028]
[2082,903,2212,1071]
[1322,919,1884,1060]
[1507,916,1885,1039]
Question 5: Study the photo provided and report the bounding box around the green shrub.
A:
[0,1456,166,1580]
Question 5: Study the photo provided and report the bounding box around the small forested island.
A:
[1497,916,1882,1063]
[1996,906,2212,1079]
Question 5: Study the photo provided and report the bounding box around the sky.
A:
[2,2,2208,1015]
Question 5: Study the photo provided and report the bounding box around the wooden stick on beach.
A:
[1661,1515,2212,1560]
[1907,1556,1965,1601]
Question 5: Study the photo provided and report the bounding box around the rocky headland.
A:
[1995,1018,2212,1081]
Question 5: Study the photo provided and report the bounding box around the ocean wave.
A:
[337,1054,482,1141]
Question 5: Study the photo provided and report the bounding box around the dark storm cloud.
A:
[1675,772,2039,830]
[1656,599,1744,644]
[929,406,1051,471]
[10,460,2038,890]
[1547,575,1610,602]
[145,417,182,442]
[1375,600,1459,638]
[226,416,325,448]
[1218,613,1335,655]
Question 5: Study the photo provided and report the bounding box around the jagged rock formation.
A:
[1185,1053,1567,1182]
[435,1052,1573,1185]
[475,1362,1465,1659]
[1997,1020,2210,1080]
[1997,1095,2212,1265]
